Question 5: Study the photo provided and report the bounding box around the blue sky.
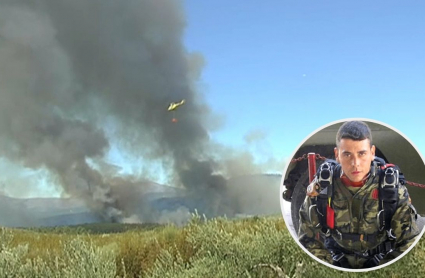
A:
[183,0,425,161]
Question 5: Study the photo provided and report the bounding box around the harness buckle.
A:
[377,210,384,231]
[318,162,334,188]
[335,229,343,241]
[386,229,396,240]
[332,252,345,262]
[384,240,395,255]
[372,253,384,265]
[325,228,331,237]
[382,167,399,188]
[308,204,317,223]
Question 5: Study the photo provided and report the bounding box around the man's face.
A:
[334,138,376,182]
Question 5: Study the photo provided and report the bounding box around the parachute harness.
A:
[287,153,421,268]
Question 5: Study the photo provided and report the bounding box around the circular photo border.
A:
[280,117,425,272]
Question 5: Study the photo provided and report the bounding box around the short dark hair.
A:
[336,121,372,146]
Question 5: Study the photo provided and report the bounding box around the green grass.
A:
[1,214,424,277]
[22,222,163,234]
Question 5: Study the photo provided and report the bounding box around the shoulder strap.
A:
[377,162,401,239]
[315,160,340,233]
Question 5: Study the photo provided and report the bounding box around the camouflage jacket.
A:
[298,171,420,268]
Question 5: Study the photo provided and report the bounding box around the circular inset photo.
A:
[280,118,425,272]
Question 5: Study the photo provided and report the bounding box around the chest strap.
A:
[327,229,380,245]
[325,234,396,268]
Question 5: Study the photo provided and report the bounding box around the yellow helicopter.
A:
[167,99,185,122]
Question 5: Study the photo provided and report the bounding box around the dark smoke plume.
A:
[0,0,282,223]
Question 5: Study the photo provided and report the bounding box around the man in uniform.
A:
[298,121,420,268]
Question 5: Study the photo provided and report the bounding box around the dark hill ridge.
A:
[0,174,282,227]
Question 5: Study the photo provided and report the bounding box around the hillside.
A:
[0,174,282,228]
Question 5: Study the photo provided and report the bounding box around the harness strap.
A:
[378,165,400,237]
[369,240,395,256]
[329,230,380,245]
[326,235,395,259]
[316,192,328,232]
[315,161,340,232]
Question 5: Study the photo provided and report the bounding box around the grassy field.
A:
[1,214,424,277]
